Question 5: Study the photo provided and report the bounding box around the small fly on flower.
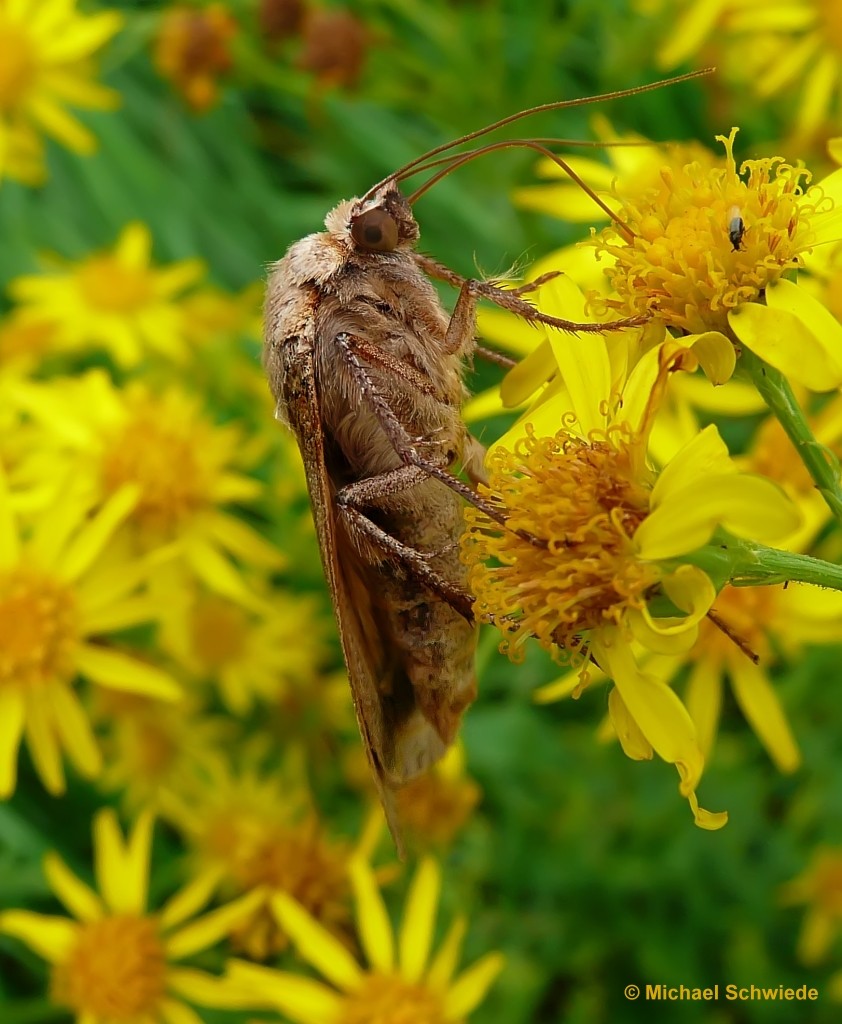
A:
[728,204,746,251]
[263,69,712,850]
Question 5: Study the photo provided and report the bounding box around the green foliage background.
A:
[1,2,840,1023]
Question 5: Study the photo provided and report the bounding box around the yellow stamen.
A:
[593,128,821,335]
[337,973,446,1024]
[462,427,656,660]
[51,915,166,1019]
[0,567,78,689]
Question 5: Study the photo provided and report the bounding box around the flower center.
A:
[0,19,37,110]
[593,128,818,336]
[396,771,480,846]
[76,256,154,314]
[191,596,249,668]
[0,566,78,689]
[203,812,351,958]
[337,973,447,1024]
[462,429,655,659]
[100,394,211,534]
[51,915,167,1020]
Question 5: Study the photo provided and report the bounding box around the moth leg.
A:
[342,334,441,397]
[415,252,646,333]
[475,345,516,369]
[335,477,474,622]
[335,332,512,531]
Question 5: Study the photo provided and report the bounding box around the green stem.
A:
[685,537,842,591]
[740,347,842,524]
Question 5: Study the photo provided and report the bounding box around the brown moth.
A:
[262,72,709,849]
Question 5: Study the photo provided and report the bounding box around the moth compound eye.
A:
[351,209,399,251]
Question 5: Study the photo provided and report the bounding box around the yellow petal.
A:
[0,689,25,798]
[728,658,801,773]
[160,866,225,931]
[183,536,266,612]
[649,424,732,509]
[206,512,286,569]
[56,484,139,582]
[24,691,65,795]
[168,966,275,1009]
[499,338,553,408]
[729,290,842,391]
[94,809,134,914]
[427,916,467,990]
[159,999,204,1024]
[607,687,653,761]
[44,852,104,922]
[0,911,78,963]
[77,644,182,701]
[166,889,266,960]
[115,222,152,268]
[270,892,362,991]
[28,94,96,153]
[349,858,394,974]
[399,858,440,982]
[685,331,736,385]
[796,909,835,965]
[685,658,723,759]
[49,685,102,779]
[0,466,21,569]
[223,961,343,1022]
[476,307,542,357]
[657,0,726,68]
[445,952,506,1020]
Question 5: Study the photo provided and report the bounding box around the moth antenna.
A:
[406,138,638,241]
[361,67,714,201]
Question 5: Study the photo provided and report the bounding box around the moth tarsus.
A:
[264,70,712,850]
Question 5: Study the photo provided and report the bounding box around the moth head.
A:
[347,181,419,252]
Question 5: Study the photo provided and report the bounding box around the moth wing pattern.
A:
[270,320,406,849]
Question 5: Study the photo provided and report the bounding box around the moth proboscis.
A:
[263,69,712,853]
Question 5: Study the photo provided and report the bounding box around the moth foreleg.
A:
[415,253,646,333]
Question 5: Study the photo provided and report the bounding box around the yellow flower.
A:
[161,756,366,961]
[781,847,842,964]
[0,809,265,1024]
[226,857,504,1023]
[461,302,800,827]
[13,370,284,608]
[592,128,842,390]
[0,467,181,798]
[161,585,330,716]
[656,0,842,140]
[395,742,481,849]
[154,3,238,112]
[10,223,205,367]
[95,690,232,813]
[0,0,122,185]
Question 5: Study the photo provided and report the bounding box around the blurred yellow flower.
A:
[0,809,264,1023]
[10,222,205,367]
[161,585,330,716]
[227,857,504,1023]
[95,691,232,813]
[781,847,842,964]
[154,3,238,112]
[14,371,284,608]
[593,128,842,390]
[162,756,362,961]
[395,742,481,849]
[0,467,181,798]
[0,0,122,185]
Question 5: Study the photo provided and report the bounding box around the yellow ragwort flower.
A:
[461,287,800,826]
[781,847,842,964]
[226,857,504,1023]
[395,741,481,849]
[162,756,361,961]
[9,222,205,367]
[0,0,122,185]
[161,585,330,716]
[0,809,264,1024]
[592,128,842,391]
[0,467,181,798]
[13,370,284,609]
